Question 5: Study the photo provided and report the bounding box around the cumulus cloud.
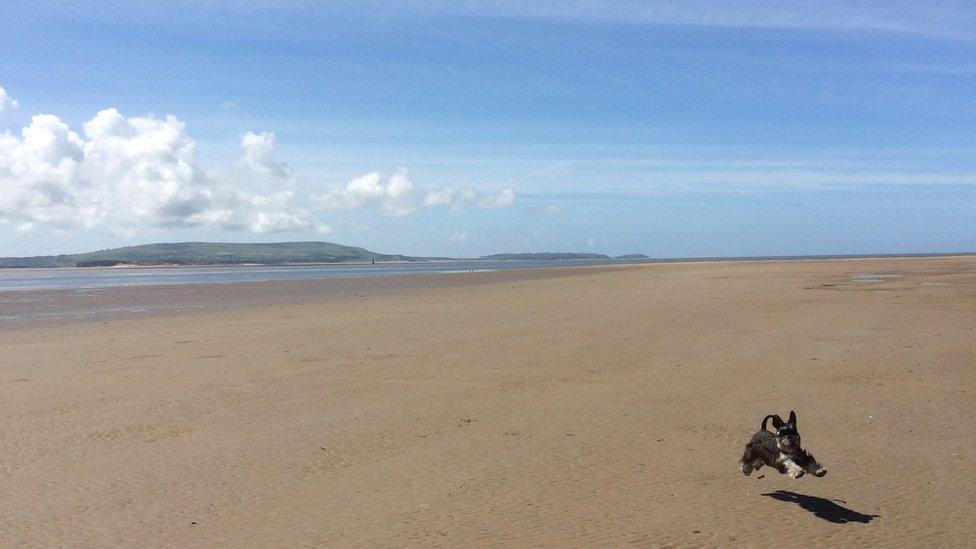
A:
[421,185,516,211]
[315,169,421,217]
[240,131,292,178]
[424,187,455,207]
[0,94,516,237]
[0,108,325,234]
[450,230,468,243]
[316,170,516,217]
[477,187,516,208]
[0,86,18,114]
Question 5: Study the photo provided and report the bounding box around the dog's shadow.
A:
[762,490,880,524]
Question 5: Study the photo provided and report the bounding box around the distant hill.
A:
[0,243,651,269]
[0,242,411,268]
[478,252,611,261]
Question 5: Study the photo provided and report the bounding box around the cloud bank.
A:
[0,108,325,235]
[0,97,516,236]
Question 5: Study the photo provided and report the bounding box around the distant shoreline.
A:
[1,251,974,271]
[2,254,975,329]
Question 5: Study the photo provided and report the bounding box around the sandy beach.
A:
[1,256,974,547]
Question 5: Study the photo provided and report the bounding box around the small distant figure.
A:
[371,257,375,264]
[739,411,827,479]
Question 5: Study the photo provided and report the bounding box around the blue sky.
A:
[0,1,974,258]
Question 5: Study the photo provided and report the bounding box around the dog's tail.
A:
[761,414,782,431]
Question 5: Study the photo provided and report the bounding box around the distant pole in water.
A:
[371,257,375,264]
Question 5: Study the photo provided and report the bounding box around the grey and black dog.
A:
[739,411,827,479]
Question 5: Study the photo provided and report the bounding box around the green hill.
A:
[0,242,411,268]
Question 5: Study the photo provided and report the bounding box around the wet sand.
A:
[0,266,622,328]
[1,257,974,546]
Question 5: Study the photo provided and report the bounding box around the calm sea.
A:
[0,254,968,325]
[0,253,967,292]
[0,259,651,292]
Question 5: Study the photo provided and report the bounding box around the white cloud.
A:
[240,131,292,178]
[478,187,516,208]
[316,170,517,217]
[450,230,468,243]
[424,188,455,207]
[456,187,478,205]
[0,86,18,114]
[544,203,562,214]
[422,185,516,211]
[315,169,421,217]
[0,108,325,235]
[586,236,596,248]
[0,96,516,237]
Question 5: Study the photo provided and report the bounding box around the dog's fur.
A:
[739,411,827,479]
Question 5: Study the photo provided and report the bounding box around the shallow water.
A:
[6,252,969,293]
[851,273,902,280]
[0,259,639,292]
[0,261,649,326]
[848,273,902,284]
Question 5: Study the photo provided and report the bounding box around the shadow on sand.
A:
[762,490,880,524]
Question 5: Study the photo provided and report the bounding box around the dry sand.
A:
[1,257,974,547]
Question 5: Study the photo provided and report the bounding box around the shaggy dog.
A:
[739,411,827,479]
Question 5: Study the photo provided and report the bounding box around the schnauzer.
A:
[739,411,827,479]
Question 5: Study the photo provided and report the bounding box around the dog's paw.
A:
[787,467,805,479]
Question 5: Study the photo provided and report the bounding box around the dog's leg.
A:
[781,457,805,479]
[739,460,753,475]
[800,453,828,477]
[739,448,754,475]
[740,458,764,475]
[739,444,768,476]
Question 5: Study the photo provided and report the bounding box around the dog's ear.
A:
[788,410,797,426]
[771,415,784,429]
